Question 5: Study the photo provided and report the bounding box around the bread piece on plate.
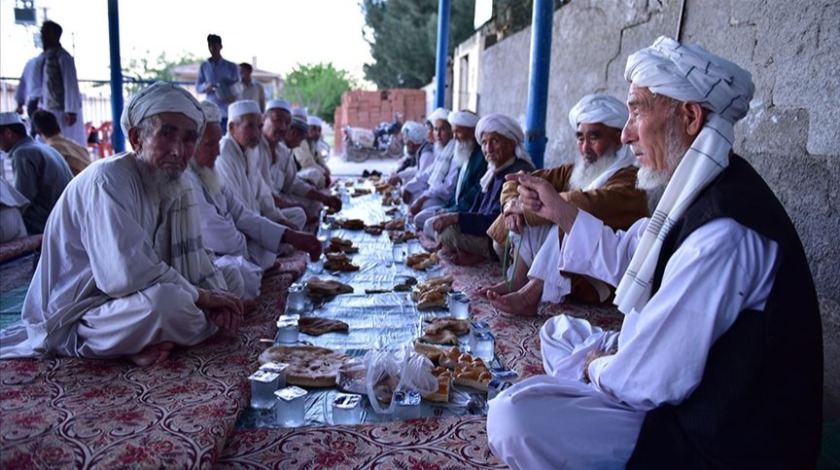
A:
[423,366,452,403]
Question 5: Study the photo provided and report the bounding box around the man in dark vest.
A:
[486,35,822,469]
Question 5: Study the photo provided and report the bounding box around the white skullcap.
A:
[401,121,426,145]
[291,107,308,121]
[625,35,754,125]
[120,82,205,136]
[228,100,262,121]
[428,107,451,123]
[448,110,480,128]
[568,94,628,131]
[266,99,292,113]
[0,112,24,127]
[200,101,221,123]
[307,116,324,128]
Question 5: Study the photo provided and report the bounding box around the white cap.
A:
[0,112,24,127]
[428,107,451,123]
[200,101,222,124]
[307,116,324,128]
[228,100,262,120]
[266,99,292,113]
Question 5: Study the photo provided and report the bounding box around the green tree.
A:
[362,0,476,89]
[283,63,356,125]
[122,51,201,94]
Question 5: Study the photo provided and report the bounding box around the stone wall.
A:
[476,0,840,417]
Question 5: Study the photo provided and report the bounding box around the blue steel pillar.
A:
[108,0,125,152]
[434,0,451,108]
[524,0,554,169]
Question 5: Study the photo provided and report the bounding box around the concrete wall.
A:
[476,0,840,417]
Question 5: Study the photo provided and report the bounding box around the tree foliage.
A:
[122,51,200,94]
[362,0,476,89]
[283,63,356,125]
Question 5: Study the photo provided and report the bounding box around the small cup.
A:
[249,369,282,409]
[286,284,306,313]
[274,386,308,427]
[259,362,289,389]
[393,389,421,420]
[392,244,406,264]
[275,314,300,344]
[332,393,363,424]
[472,331,496,363]
[447,291,470,320]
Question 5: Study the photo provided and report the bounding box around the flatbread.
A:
[306,277,354,298]
[418,329,459,346]
[333,218,365,230]
[383,218,405,231]
[417,289,447,310]
[324,253,360,272]
[258,345,350,388]
[407,252,438,270]
[388,230,417,243]
[424,317,470,336]
[298,317,349,336]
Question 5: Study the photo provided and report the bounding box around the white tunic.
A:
[0,154,217,360]
[254,138,320,215]
[487,210,779,469]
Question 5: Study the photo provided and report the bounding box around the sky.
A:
[0,0,374,85]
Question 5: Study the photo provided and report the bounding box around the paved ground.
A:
[326,150,401,177]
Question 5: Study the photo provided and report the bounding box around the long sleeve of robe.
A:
[459,159,534,237]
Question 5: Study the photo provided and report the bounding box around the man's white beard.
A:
[569,149,618,191]
[453,139,475,166]
[636,119,689,191]
[190,161,222,195]
[136,155,186,201]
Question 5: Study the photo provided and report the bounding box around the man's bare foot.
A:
[489,279,544,316]
[127,342,175,367]
[451,251,485,266]
[483,280,514,298]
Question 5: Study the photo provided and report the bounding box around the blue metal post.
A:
[434,0,451,108]
[108,0,125,152]
[524,0,554,169]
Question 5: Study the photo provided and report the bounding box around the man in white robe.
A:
[187,101,322,300]
[37,21,86,146]
[216,100,306,231]
[403,107,458,214]
[484,94,648,315]
[0,83,244,367]
[487,36,822,469]
[254,100,340,219]
[388,121,435,186]
[15,55,43,122]
[292,111,331,189]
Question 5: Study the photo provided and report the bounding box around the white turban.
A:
[568,94,628,131]
[120,82,205,137]
[448,110,480,128]
[228,100,261,121]
[614,36,756,316]
[291,107,308,121]
[401,121,426,145]
[475,113,534,191]
[266,99,292,114]
[307,116,324,128]
[200,101,221,124]
[0,112,24,127]
[428,107,451,123]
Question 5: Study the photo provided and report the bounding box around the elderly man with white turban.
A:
[488,37,822,469]
[292,113,331,189]
[216,100,307,233]
[0,83,244,367]
[483,94,648,316]
[254,100,341,219]
[389,120,435,185]
[401,107,455,206]
[429,113,534,265]
[184,101,322,300]
[420,110,488,240]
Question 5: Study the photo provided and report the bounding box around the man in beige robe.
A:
[485,94,648,315]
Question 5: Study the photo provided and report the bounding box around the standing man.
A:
[0,83,243,366]
[196,34,240,133]
[487,36,822,469]
[0,112,72,234]
[38,21,85,146]
[238,63,266,112]
[15,55,43,125]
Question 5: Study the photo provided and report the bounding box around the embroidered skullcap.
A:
[448,110,480,128]
[228,100,262,121]
[625,35,754,126]
[307,116,324,128]
[0,112,24,127]
[120,82,205,137]
[200,101,221,123]
[428,107,451,123]
[568,94,628,131]
[266,99,292,113]
[401,121,426,145]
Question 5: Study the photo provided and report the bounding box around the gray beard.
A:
[135,155,186,202]
[190,161,222,195]
[453,139,475,166]
[569,150,618,191]
[636,119,688,191]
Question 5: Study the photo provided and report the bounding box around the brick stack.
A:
[334,88,426,153]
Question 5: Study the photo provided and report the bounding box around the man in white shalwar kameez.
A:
[484,94,647,316]
[487,36,822,469]
[186,101,322,299]
[37,21,86,146]
[403,107,459,215]
[216,100,306,231]
[388,121,435,186]
[0,83,244,367]
[254,100,341,219]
